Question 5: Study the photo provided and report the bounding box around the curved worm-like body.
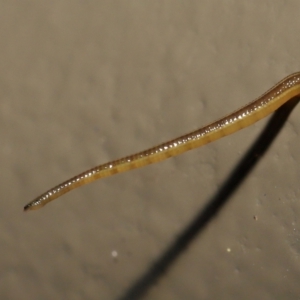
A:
[24,72,300,211]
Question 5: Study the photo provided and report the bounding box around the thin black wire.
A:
[118,96,300,300]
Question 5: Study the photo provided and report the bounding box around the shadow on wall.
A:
[118,96,300,300]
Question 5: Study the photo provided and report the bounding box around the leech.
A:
[24,72,300,211]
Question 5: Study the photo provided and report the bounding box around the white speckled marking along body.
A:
[24,73,300,211]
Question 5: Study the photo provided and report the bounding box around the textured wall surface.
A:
[1,1,300,299]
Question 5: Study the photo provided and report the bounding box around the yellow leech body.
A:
[24,73,300,211]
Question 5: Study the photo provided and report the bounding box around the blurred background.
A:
[1,1,300,299]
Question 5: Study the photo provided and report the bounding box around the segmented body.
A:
[24,73,300,211]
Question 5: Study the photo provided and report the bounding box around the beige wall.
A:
[1,1,300,299]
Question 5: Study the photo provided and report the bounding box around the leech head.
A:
[24,197,47,211]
